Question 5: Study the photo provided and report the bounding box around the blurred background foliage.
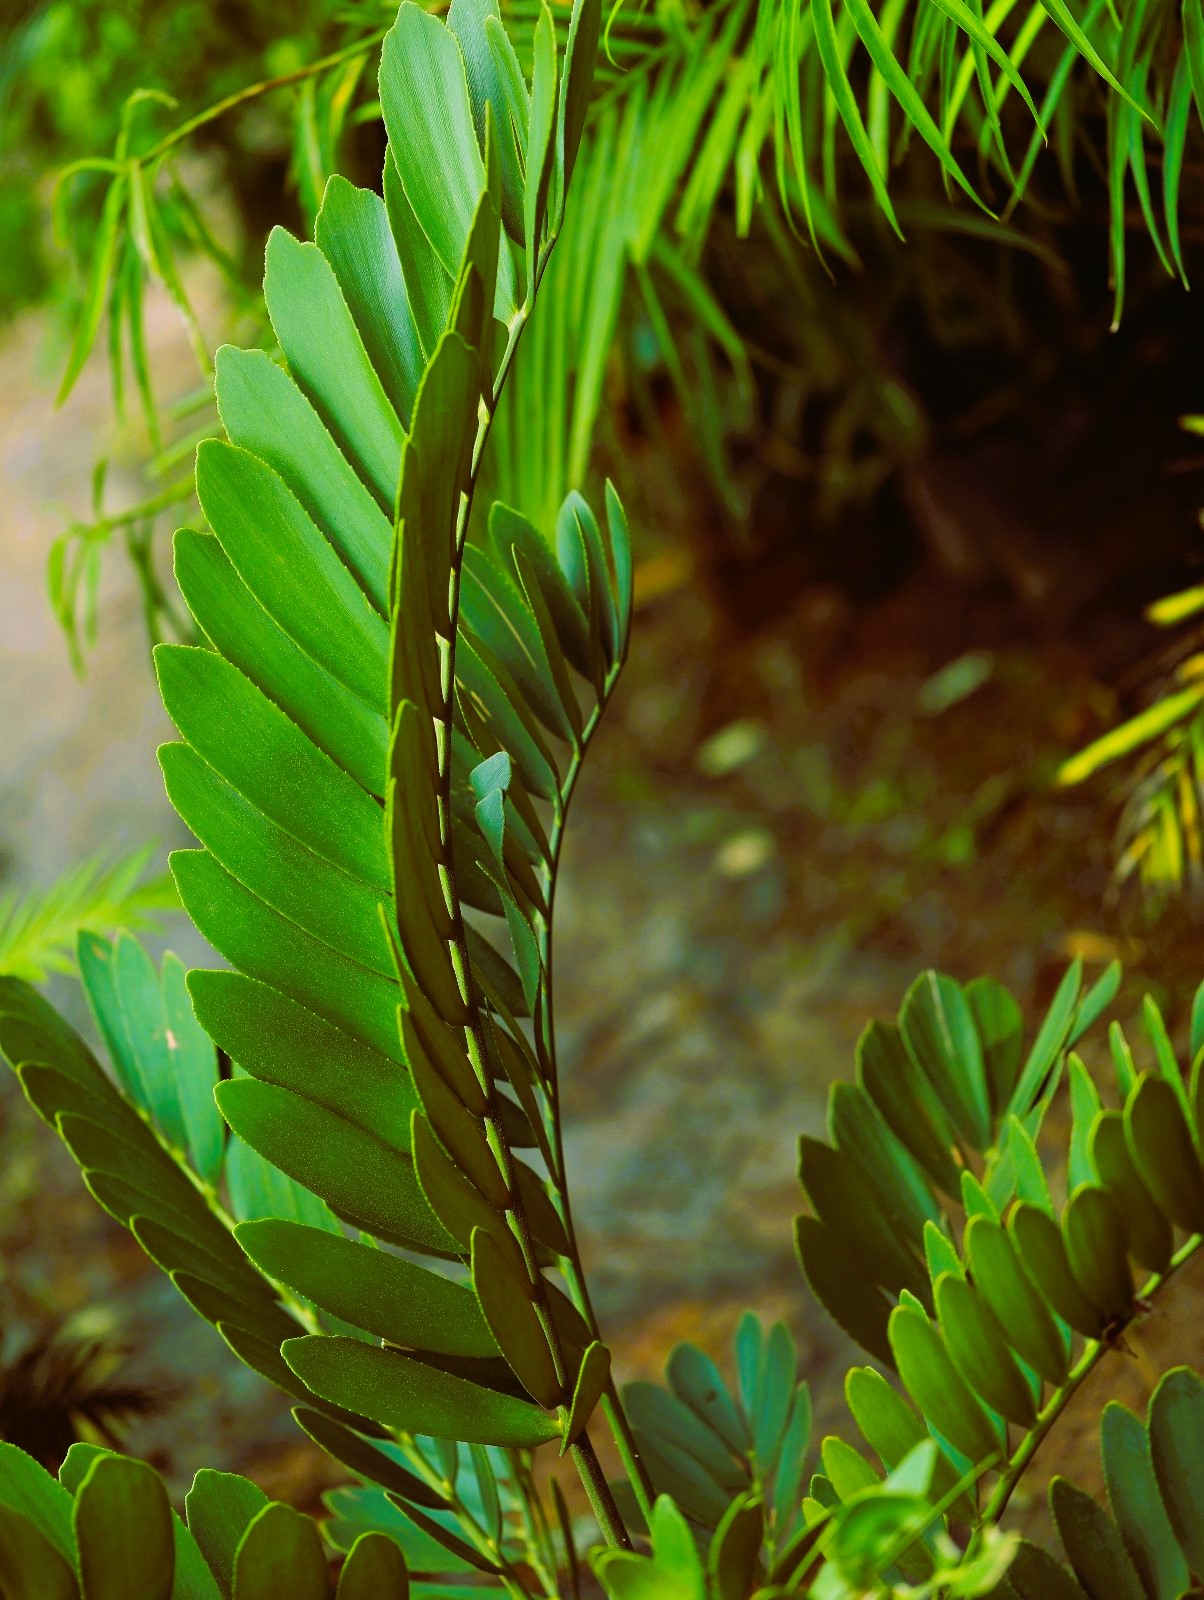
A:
[9,0,1204,675]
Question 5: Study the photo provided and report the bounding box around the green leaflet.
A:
[188,972,415,1144]
[1062,1185,1132,1322]
[934,1272,1036,1426]
[161,953,223,1190]
[236,1219,498,1357]
[887,1302,1002,1465]
[450,0,529,245]
[316,176,424,429]
[1148,1367,1204,1574]
[844,1366,973,1523]
[231,1505,327,1600]
[380,5,488,279]
[965,975,1024,1114]
[215,1078,455,1253]
[1101,1401,1189,1600]
[74,1456,175,1600]
[195,440,388,711]
[292,1410,445,1508]
[173,531,388,799]
[1004,1542,1091,1599]
[79,930,185,1148]
[156,647,386,888]
[263,227,404,507]
[1010,1203,1107,1339]
[1049,1479,1147,1600]
[213,347,393,612]
[1009,958,1081,1112]
[563,1341,612,1451]
[900,971,991,1151]
[185,1471,270,1600]
[161,747,393,979]
[335,1532,411,1600]
[173,851,401,1062]
[0,1442,76,1563]
[0,1504,80,1600]
[1088,1110,1172,1273]
[383,153,454,360]
[525,3,558,289]
[282,1336,561,1447]
[471,1226,562,1407]
[856,1018,960,1194]
[795,1213,894,1366]
[1125,1073,1204,1231]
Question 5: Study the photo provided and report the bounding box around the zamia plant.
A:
[2,0,972,1593]
[5,0,1204,1594]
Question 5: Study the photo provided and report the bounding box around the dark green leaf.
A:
[74,1456,174,1600]
[336,1532,410,1600]
[216,1078,454,1254]
[236,1220,498,1356]
[282,1336,561,1446]
[1010,1202,1107,1338]
[1050,1478,1146,1600]
[231,1504,326,1600]
[470,1227,561,1406]
[1148,1366,1204,1575]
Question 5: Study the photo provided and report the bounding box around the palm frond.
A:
[0,846,176,984]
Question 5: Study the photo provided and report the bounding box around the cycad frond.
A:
[0,1442,407,1597]
[797,958,1204,1551]
[1008,1366,1204,1597]
[3,0,647,1563]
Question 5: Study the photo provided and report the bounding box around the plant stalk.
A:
[570,1432,633,1550]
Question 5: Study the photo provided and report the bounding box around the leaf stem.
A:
[571,1431,633,1549]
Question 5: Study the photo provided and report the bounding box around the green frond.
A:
[798,959,1204,1555]
[0,847,176,984]
[0,1440,409,1598]
[1000,1367,1204,1599]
